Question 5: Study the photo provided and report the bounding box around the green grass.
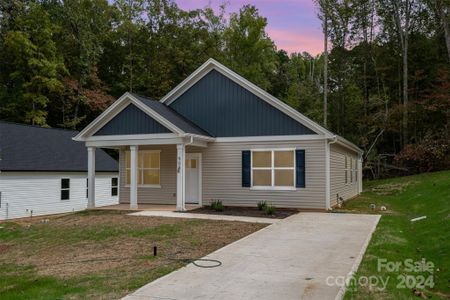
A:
[338,170,450,299]
[0,210,264,299]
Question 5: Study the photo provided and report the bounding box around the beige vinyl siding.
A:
[119,140,327,209]
[119,145,177,204]
[330,143,359,207]
[198,140,326,209]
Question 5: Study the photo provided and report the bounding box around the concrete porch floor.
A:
[97,204,201,212]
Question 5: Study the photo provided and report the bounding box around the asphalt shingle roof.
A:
[0,121,118,172]
[131,93,212,137]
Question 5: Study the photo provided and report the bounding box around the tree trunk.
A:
[323,12,328,127]
[436,0,450,62]
[402,37,408,145]
[392,0,410,145]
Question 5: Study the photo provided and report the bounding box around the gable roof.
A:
[160,58,333,137]
[74,93,212,141]
[160,58,362,154]
[168,69,316,137]
[0,121,118,172]
[74,59,361,154]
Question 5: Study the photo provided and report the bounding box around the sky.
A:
[176,0,323,55]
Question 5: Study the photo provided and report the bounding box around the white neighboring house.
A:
[0,121,119,220]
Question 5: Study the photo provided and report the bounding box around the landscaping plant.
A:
[257,201,267,211]
[264,204,276,215]
[210,200,224,212]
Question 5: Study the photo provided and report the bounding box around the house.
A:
[74,58,363,212]
[0,121,119,220]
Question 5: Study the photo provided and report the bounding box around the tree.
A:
[0,2,65,125]
[316,0,330,126]
[223,5,277,90]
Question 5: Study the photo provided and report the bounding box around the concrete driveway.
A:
[123,213,380,300]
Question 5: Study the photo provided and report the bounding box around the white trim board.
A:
[215,135,326,143]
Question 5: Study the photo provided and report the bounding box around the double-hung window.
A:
[61,178,70,200]
[350,158,353,183]
[344,156,348,184]
[111,178,118,196]
[126,150,161,187]
[251,150,295,189]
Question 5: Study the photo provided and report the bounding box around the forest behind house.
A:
[0,0,449,178]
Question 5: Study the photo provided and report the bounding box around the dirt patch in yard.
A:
[0,244,10,255]
[189,206,299,219]
[0,210,265,287]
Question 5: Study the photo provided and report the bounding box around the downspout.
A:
[325,135,337,210]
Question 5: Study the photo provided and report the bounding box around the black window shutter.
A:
[296,150,305,188]
[242,150,251,187]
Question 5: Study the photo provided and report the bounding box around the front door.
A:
[185,153,201,204]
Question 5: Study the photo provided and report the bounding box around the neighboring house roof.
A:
[0,121,118,172]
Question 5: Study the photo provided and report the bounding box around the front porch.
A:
[84,135,212,212]
[72,92,215,211]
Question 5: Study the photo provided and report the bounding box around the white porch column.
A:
[130,145,139,209]
[176,144,186,211]
[87,146,96,209]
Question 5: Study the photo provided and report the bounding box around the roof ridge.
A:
[0,120,79,134]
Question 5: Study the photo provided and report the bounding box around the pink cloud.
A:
[267,28,323,55]
[175,0,323,55]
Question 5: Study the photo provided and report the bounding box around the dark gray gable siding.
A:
[94,104,171,136]
[169,70,316,137]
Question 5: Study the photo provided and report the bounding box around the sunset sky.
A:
[176,0,323,55]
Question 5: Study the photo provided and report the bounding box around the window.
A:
[350,158,353,183]
[61,178,70,200]
[344,156,348,184]
[251,150,295,189]
[126,150,160,186]
[111,178,118,196]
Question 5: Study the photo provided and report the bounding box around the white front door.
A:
[185,153,201,204]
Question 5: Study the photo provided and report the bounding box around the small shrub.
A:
[257,201,267,211]
[210,200,224,212]
[264,204,276,215]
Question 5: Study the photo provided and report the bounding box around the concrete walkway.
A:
[129,210,279,224]
[124,213,380,300]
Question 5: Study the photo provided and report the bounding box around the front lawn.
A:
[337,170,450,299]
[0,210,265,299]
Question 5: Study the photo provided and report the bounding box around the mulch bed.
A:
[189,206,299,219]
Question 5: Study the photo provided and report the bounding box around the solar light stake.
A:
[153,246,157,256]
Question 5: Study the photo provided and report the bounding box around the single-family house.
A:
[74,58,363,211]
[0,121,119,220]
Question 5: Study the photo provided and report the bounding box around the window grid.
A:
[61,178,70,200]
[111,177,118,196]
[251,150,295,189]
[126,150,161,186]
